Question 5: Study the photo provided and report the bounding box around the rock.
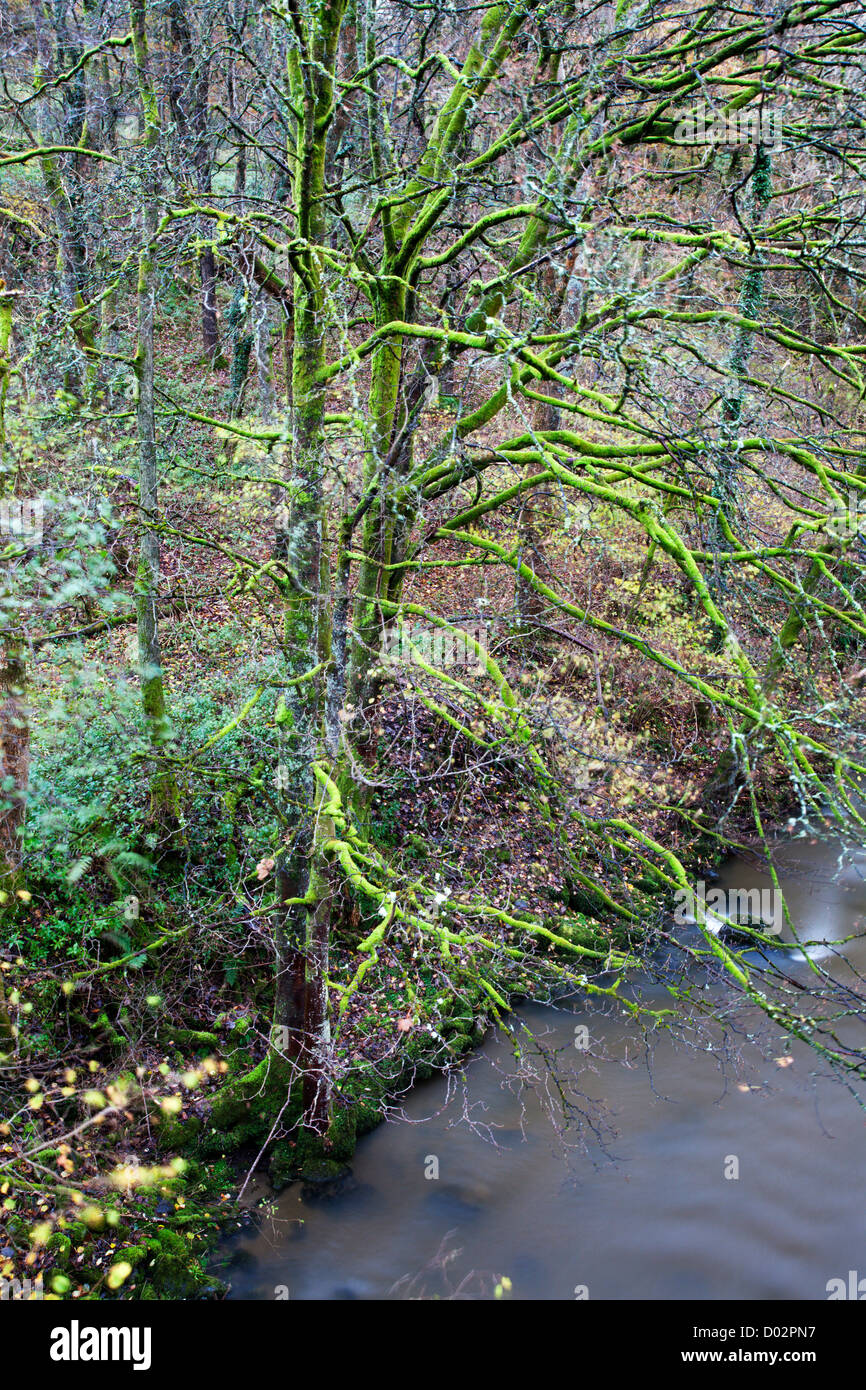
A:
[300,1161,357,1202]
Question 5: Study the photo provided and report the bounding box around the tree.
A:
[130,0,181,825]
[3,0,866,1169]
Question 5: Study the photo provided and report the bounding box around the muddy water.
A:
[216,838,866,1300]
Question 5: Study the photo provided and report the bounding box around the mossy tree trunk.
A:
[130,0,181,828]
[272,0,346,1133]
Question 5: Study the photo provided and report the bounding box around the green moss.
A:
[323,1102,356,1161]
[129,1228,216,1300]
[205,1053,298,1150]
[299,1157,351,1186]
[445,1030,474,1057]
[155,1110,202,1150]
[46,1231,72,1265]
[268,1141,298,1189]
[158,1027,219,1051]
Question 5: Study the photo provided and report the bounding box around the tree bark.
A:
[0,290,27,907]
[131,0,180,827]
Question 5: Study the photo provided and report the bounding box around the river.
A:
[215,834,866,1300]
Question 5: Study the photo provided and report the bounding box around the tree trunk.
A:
[0,645,28,905]
[270,12,347,1134]
[0,290,27,908]
[131,0,180,828]
[168,0,223,365]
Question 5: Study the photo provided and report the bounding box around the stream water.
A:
[215,835,866,1300]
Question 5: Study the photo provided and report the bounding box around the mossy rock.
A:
[178,1158,202,1184]
[155,1111,202,1150]
[324,1103,357,1162]
[46,1231,72,1266]
[61,1220,89,1244]
[408,1058,434,1081]
[208,1055,295,1133]
[564,882,608,920]
[158,1027,219,1052]
[554,916,608,950]
[445,1010,474,1032]
[206,1091,253,1132]
[130,1229,219,1300]
[225,1047,254,1077]
[445,1029,474,1058]
[299,1158,355,1196]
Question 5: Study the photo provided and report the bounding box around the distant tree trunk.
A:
[99,55,120,152]
[0,290,27,900]
[717,146,773,506]
[518,242,575,632]
[0,287,15,471]
[37,151,98,401]
[0,645,28,903]
[325,0,357,207]
[167,0,223,365]
[254,294,276,423]
[226,85,252,417]
[200,248,220,364]
[517,388,559,633]
[32,9,98,404]
[131,0,180,827]
[0,290,27,907]
[226,280,253,418]
[0,975,14,1048]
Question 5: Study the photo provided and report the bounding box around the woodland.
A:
[0,0,865,1300]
